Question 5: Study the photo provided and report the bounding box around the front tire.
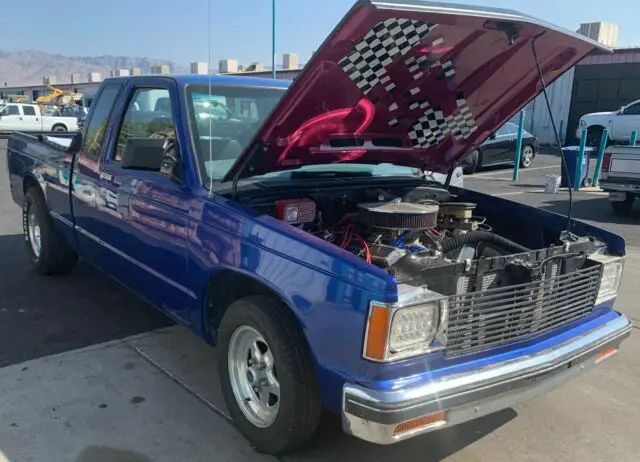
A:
[23,187,78,275]
[218,295,322,454]
[586,127,606,152]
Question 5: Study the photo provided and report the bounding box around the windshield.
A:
[186,84,286,183]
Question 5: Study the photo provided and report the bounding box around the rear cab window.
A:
[81,83,123,163]
[22,106,36,116]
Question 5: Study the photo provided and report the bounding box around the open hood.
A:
[223,0,610,182]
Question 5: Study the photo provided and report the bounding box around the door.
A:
[0,104,22,131]
[482,123,516,165]
[20,105,41,131]
[90,82,193,322]
[71,82,125,266]
[611,101,640,142]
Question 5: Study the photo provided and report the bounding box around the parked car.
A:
[461,122,539,173]
[598,144,640,215]
[0,103,78,133]
[6,1,631,455]
[578,99,640,147]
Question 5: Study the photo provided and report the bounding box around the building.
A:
[130,68,142,76]
[110,69,130,77]
[219,59,238,73]
[578,22,619,48]
[283,53,299,69]
[190,62,209,75]
[87,72,102,83]
[150,64,170,75]
[70,73,82,84]
[564,47,640,143]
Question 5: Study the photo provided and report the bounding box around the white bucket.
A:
[545,174,561,194]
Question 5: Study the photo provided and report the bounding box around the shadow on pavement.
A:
[0,233,173,367]
[288,409,517,462]
[75,446,152,462]
[536,196,640,226]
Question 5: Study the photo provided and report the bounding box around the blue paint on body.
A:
[5,75,626,414]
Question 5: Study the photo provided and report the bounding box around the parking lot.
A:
[0,139,639,462]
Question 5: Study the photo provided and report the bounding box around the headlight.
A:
[389,305,439,351]
[580,119,587,128]
[596,257,624,305]
[363,288,447,362]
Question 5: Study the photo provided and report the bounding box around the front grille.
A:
[445,265,602,357]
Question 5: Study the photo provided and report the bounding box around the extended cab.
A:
[578,99,640,146]
[0,102,78,134]
[6,1,632,454]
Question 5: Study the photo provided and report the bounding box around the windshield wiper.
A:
[289,170,373,179]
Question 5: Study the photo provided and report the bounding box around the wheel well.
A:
[587,125,605,136]
[203,271,295,344]
[23,175,40,195]
[52,123,66,129]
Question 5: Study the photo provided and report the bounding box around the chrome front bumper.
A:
[342,314,632,444]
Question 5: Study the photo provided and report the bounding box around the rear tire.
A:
[520,144,535,168]
[218,295,322,454]
[23,187,78,275]
[611,196,634,216]
[52,124,67,132]
[462,150,479,174]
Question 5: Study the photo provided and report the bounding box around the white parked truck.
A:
[598,144,640,215]
[577,99,640,147]
[0,103,79,134]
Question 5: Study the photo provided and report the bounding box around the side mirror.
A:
[121,138,168,171]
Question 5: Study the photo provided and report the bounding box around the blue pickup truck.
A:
[6,0,632,454]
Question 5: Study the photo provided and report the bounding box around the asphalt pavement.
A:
[0,139,639,462]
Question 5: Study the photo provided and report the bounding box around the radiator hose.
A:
[440,230,529,254]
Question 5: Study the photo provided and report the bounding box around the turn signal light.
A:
[595,346,617,364]
[393,411,447,437]
[363,303,390,361]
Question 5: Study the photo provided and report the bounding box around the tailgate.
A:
[607,146,640,181]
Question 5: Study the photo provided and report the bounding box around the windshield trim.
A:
[184,83,288,190]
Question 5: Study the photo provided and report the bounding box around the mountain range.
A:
[0,49,189,86]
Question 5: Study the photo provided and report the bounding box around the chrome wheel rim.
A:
[522,146,534,166]
[228,325,280,428]
[28,208,41,257]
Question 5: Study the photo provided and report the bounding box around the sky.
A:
[2,0,639,66]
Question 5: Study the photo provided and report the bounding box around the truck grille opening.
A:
[445,265,602,357]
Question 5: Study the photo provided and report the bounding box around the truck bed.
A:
[600,145,640,190]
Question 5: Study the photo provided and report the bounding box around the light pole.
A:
[272,0,276,79]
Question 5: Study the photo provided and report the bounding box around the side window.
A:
[496,123,514,137]
[84,84,123,161]
[6,105,19,116]
[22,106,36,116]
[623,103,640,116]
[113,88,176,164]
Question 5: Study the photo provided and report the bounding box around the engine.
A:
[269,188,526,277]
[258,183,606,298]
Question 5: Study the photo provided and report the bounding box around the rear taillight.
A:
[602,152,612,172]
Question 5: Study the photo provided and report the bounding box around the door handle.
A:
[19,116,22,120]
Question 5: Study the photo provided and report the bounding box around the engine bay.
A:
[247,183,607,296]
